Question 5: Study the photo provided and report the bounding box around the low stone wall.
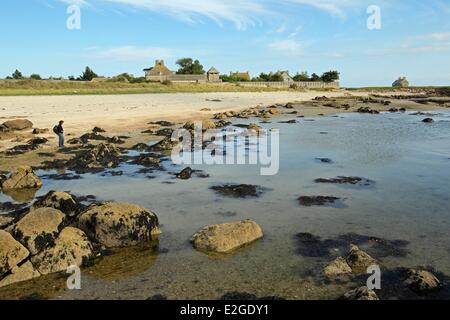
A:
[236,81,340,89]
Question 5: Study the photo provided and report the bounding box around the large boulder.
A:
[0,166,42,191]
[0,261,40,288]
[0,230,30,278]
[31,227,93,275]
[345,245,376,274]
[78,202,161,248]
[33,191,86,218]
[191,220,263,253]
[10,208,66,255]
[0,119,33,132]
[324,257,353,277]
[403,269,442,294]
[342,286,379,300]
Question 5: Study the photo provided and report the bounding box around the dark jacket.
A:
[56,124,64,134]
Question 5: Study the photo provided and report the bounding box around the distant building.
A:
[230,71,251,81]
[143,60,175,82]
[143,60,221,83]
[207,67,221,82]
[278,71,294,82]
[392,77,409,88]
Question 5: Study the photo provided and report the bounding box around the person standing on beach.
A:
[54,120,65,148]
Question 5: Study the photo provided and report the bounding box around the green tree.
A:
[321,70,340,83]
[293,72,310,82]
[176,58,205,75]
[78,66,98,81]
[269,73,284,82]
[310,73,321,82]
[30,74,42,80]
[12,69,23,79]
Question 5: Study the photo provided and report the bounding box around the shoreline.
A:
[1,91,448,171]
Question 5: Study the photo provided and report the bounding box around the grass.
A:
[346,86,450,91]
[0,79,300,96]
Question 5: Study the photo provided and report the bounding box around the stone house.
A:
[143,60,221,83]
[392,77,409,88]
[278,71,293,82]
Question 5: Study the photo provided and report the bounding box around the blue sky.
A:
[1,0,449,87]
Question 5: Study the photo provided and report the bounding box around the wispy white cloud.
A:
[57,0,367,28]
[103,0,269,30]
[402,31,450,53]
[60,0,89,6]
[268,38,303,56]
[285,0,366,18]
[84,46,173,61]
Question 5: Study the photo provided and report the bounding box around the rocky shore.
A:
[1,92,449,299]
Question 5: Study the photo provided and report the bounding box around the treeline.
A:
[4,58,340,83]
[221,70,339,83]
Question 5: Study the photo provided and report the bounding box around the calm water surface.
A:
[1,111,449,299]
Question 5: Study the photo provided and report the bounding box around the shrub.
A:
[30,74,42,80]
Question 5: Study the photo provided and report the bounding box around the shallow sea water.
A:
[1,111,449,300]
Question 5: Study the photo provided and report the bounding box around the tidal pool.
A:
[1,111,450,300]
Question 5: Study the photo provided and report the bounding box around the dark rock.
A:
[316,158,333,164]
[357,107,380,114]
[131,143,151,152]
[28,137,48,145]
[279,120,297,124]
[295,233,341,258]
[0,202,28,214]
[210,184,265,198]
[148,121,175,127]
[284,103,294,109]
[314,176,375,187]
[33,128,49,134]
[338,233,410,258]
[148,137,180,152]
[130,154,161,168]
[176,167,192,180]
[41,173,82,181]
[422,118,434,123]
[92,127,106,133]
[298,196,343,207]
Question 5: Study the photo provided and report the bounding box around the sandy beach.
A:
[0,91,366,137]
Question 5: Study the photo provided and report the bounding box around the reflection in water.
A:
[0,273,67,300]
[85,242,160,281]
[2,188,39,203]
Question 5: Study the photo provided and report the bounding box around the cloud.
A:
[268,39,303,56]
[85,46,173,62]
[285,0,366,18]
[402,31,450,53]
[428,32,450,41]
[60,0,89,6]
[103,0,269,29]
[56,0,367,28]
